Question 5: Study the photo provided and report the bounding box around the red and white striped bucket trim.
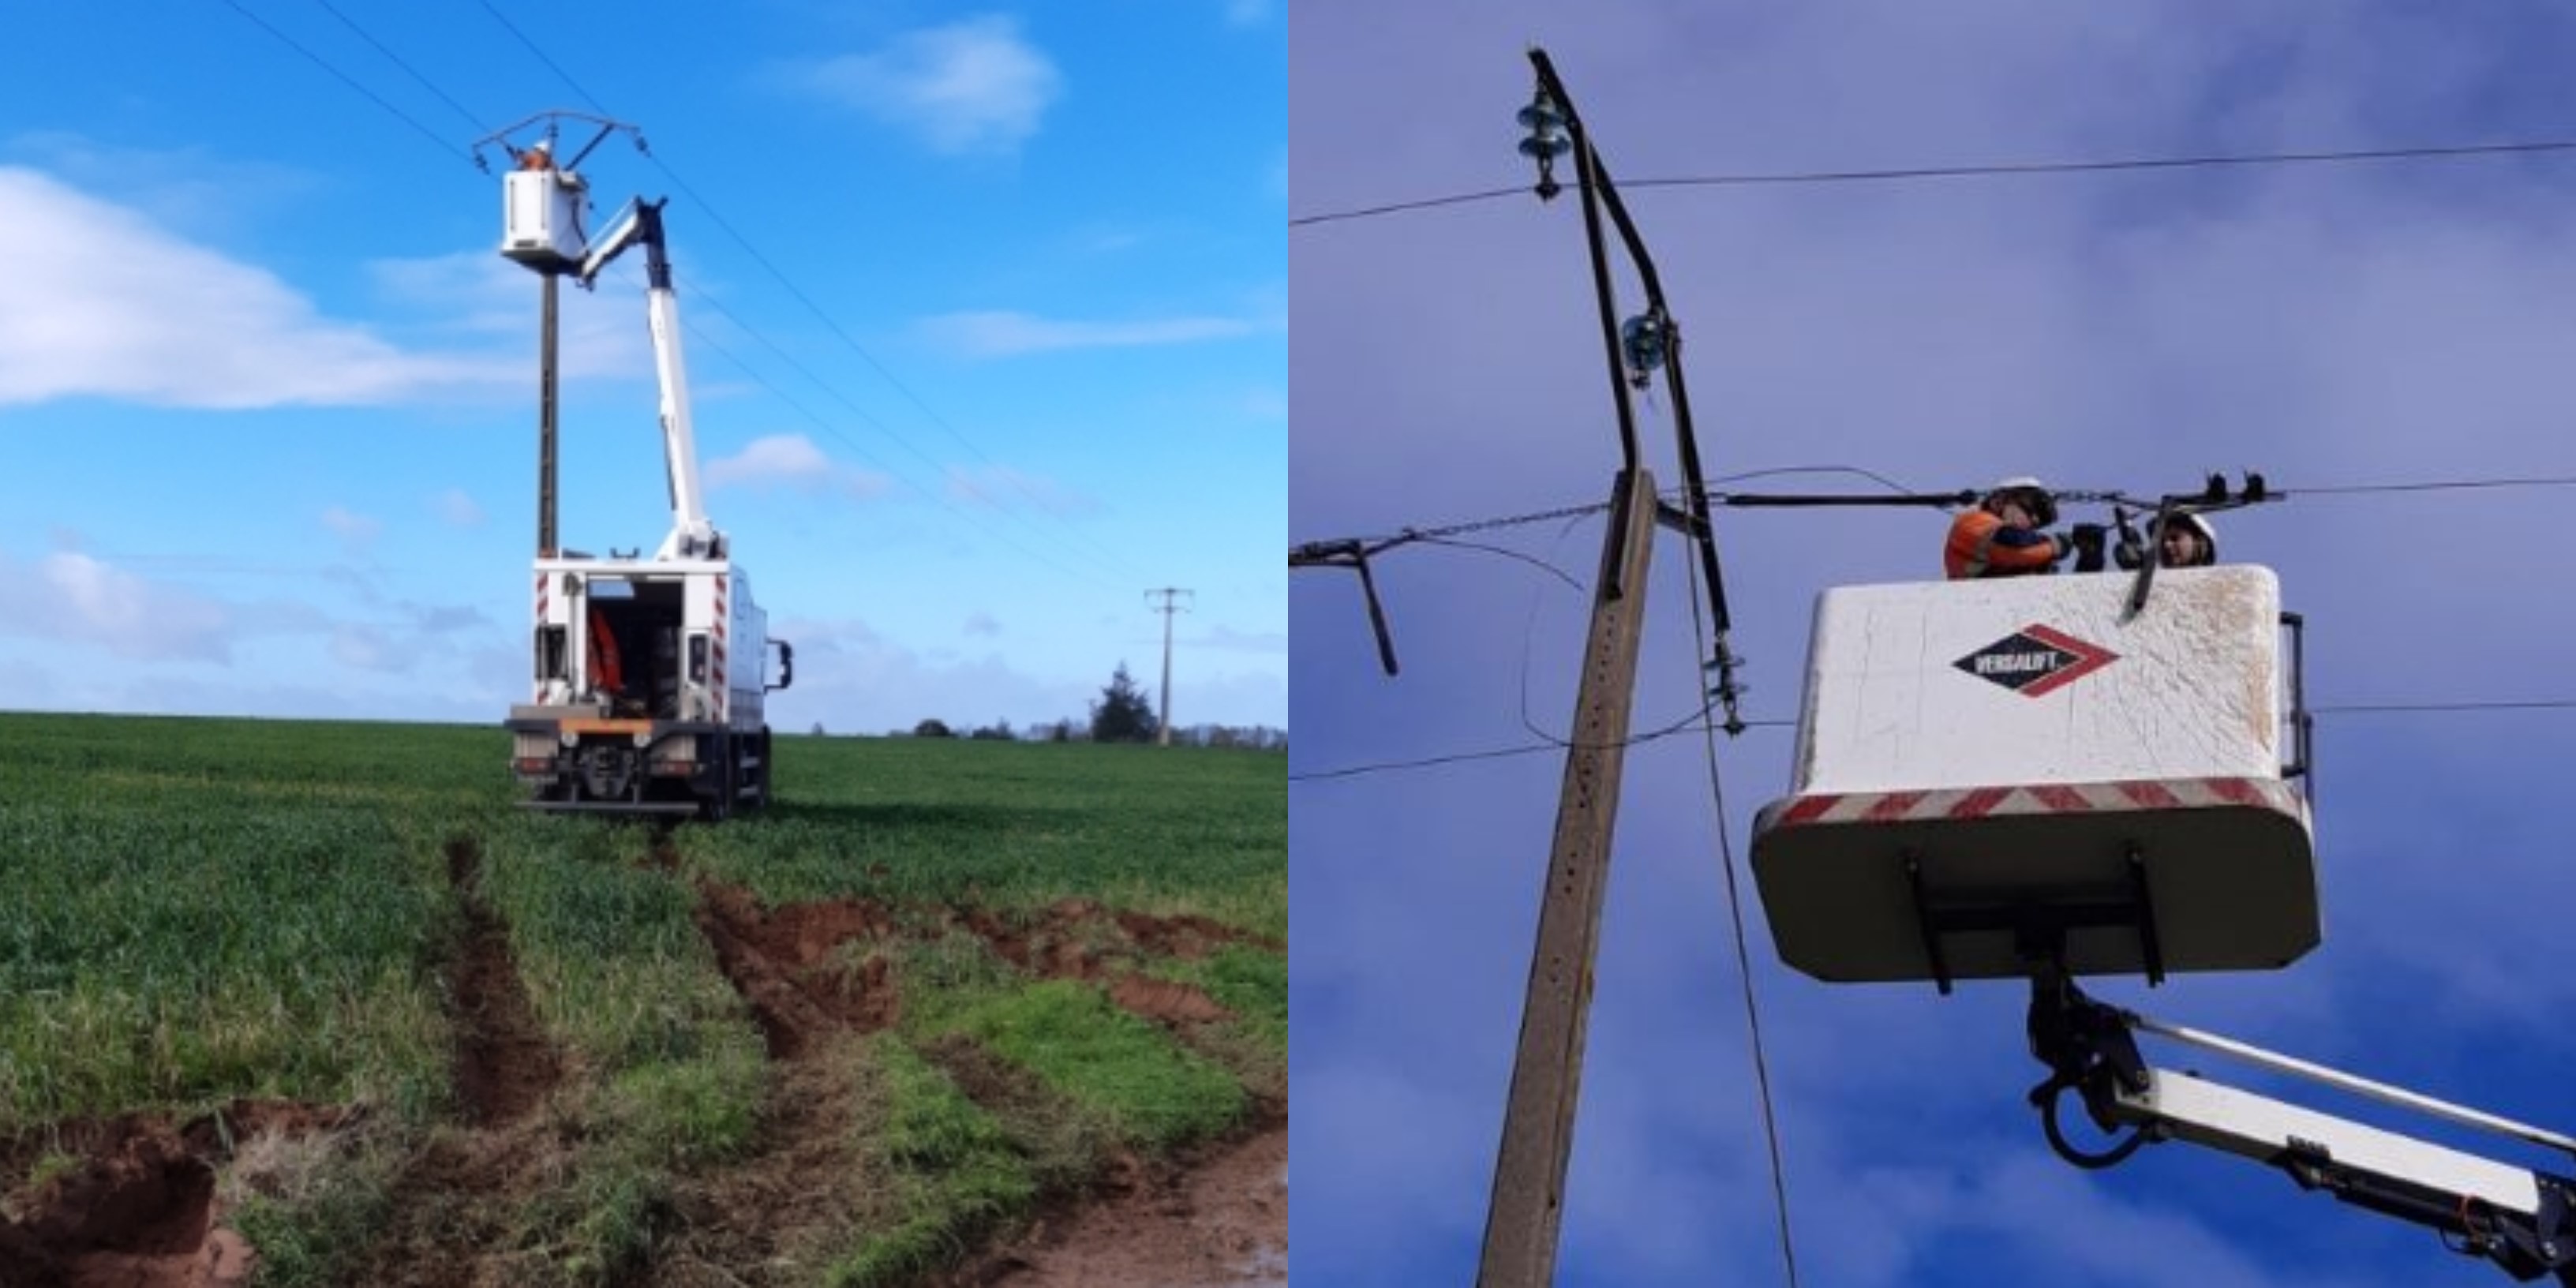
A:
[1768,777,2303,829]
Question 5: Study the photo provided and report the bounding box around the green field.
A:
[0,713,1284,1286]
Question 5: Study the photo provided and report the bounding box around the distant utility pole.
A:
[1146,588,1194,747]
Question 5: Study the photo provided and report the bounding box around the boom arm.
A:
[578,198,722,562]
[2027,972,2576,1284]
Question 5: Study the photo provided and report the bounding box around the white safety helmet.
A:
[1984,476,2056,526]
[2151,511,2218,565]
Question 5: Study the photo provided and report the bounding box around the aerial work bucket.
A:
[1749,566,2317,988]
[500,168,589,273]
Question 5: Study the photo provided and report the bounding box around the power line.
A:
[2286,474,2576,497]
[1292,698,2576,783]
[1288,718,1792,784]
[470,0,612,114]
[309,0,491,134]
[1410,535,1585,592]
[1292,138,2576,228]
[1290,185,1525,227]
[648,160,1148,578]
[1294,469,2576,556]
[212,0,474,166]
[665,270,1126,589]
[2314,698,2576,715]
[608,267,1118,590]
[1683,508,1800,1288]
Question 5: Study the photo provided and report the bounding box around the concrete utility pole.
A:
[537,274,560,557]
[1146,588,1193,746]
[1477,466,1655,1284]
[1474,48,1746,1288]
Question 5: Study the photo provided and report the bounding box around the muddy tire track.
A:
[444,840,561,1128]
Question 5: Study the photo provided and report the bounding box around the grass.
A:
[0,713,1282,1283]
[673,736,1286,932]
[930,979,1246,1151]
[828,1035,1037,1288]
[0,790,455,1125]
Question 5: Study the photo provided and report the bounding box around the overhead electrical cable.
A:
[1683,511,1802,1288]
[309,0,492,133]
[1297,469,2576,556]
[1292,137,2576,227]
[1290,719,1792,784]
[1291,699,2576,783]
[600,267,1119,590]
[212,0,475,166]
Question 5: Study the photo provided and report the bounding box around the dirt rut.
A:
[444,840,561,1127]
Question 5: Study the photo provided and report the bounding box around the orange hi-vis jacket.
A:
[587,606,625,697]
[1945,508,2063,580]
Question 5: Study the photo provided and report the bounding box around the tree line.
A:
[809,662,1286,751]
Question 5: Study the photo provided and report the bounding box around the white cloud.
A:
[0,550,237,661]
[0,167,517,408]
[921,309,1259,357]
[704,433,891,499]
[366,250,647,380]
[435,489,485,527]
[964,611,1002,637]
[331,623,402,672]
[320,505,382,548]
[795,17,1063,155]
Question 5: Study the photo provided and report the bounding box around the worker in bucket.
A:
[1945,477,2073,579]
[2152,511,2218,568]
[518,138,556,171]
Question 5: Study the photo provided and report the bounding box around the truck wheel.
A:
[702,734,734,822]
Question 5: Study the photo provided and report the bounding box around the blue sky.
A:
[0,1,1283,735]
[1293,4,2576,1286]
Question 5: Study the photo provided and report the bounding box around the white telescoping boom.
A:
[2028,967,2576,1285]
[576,198,720,564]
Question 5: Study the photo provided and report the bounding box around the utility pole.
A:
[1146,588,1193,746]
[538,273,560,557]
[1478,466,1655,1283]
[1474,48,1747,1288]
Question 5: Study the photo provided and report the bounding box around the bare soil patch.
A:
[1107,975,1234,1025]
[959,899,1274,979]
[935,1119,1287,1288]
[0,1103,349,1288]
[693,882,902,1059]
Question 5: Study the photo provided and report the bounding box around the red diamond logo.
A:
[1953,623,2120,698]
